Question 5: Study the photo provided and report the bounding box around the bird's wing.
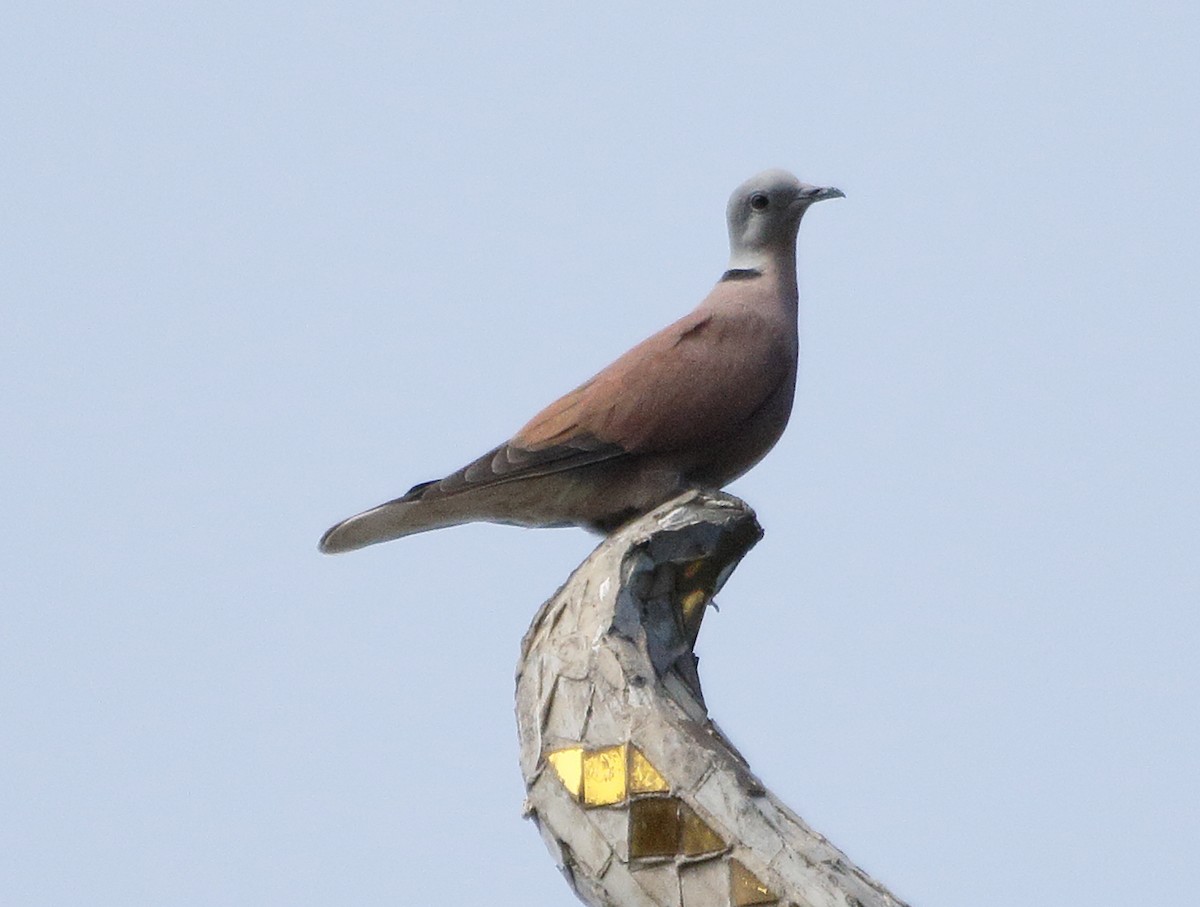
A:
[404,306,789,504]
[409,432,627,500]
[517,307,790,455]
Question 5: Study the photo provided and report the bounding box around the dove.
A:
[320,169,842,553]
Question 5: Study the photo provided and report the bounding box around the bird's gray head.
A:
[725,169,843,271]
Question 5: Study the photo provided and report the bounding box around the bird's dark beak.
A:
[800,185,845,203]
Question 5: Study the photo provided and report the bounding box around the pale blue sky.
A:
[3,3,1198,905]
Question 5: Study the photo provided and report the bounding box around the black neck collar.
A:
[719,268,762,282]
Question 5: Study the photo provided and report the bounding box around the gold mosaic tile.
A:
[583,744,628,807]
[629,797,680,858]
[629,747,670,794]
[730,858,777,906]
[546,747,584,800]
[679,803,725,856]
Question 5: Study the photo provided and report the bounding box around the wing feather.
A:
[401,306,789,503]
[517,308,789,455]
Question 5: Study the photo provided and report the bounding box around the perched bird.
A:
[320,169,842,553]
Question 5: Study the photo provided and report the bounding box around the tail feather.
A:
[318,495,471,553]
[319,462,629,553]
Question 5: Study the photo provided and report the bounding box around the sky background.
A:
[3,2,1198,905]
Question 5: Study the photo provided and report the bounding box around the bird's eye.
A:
[750,193,769,211]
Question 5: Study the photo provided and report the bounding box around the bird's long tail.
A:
[318,489,472,553]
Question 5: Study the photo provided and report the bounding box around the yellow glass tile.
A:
[730,858,778,906]
[546,747,584,801]
[583,744,628,807]
[682,559,705,580]
[678,803,725,856]
[677,588,709,647]
[629,747,670,794]
[628,797,680,858]
[679,589,708,622]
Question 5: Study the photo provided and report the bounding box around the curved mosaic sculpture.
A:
[515,490,910,907]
